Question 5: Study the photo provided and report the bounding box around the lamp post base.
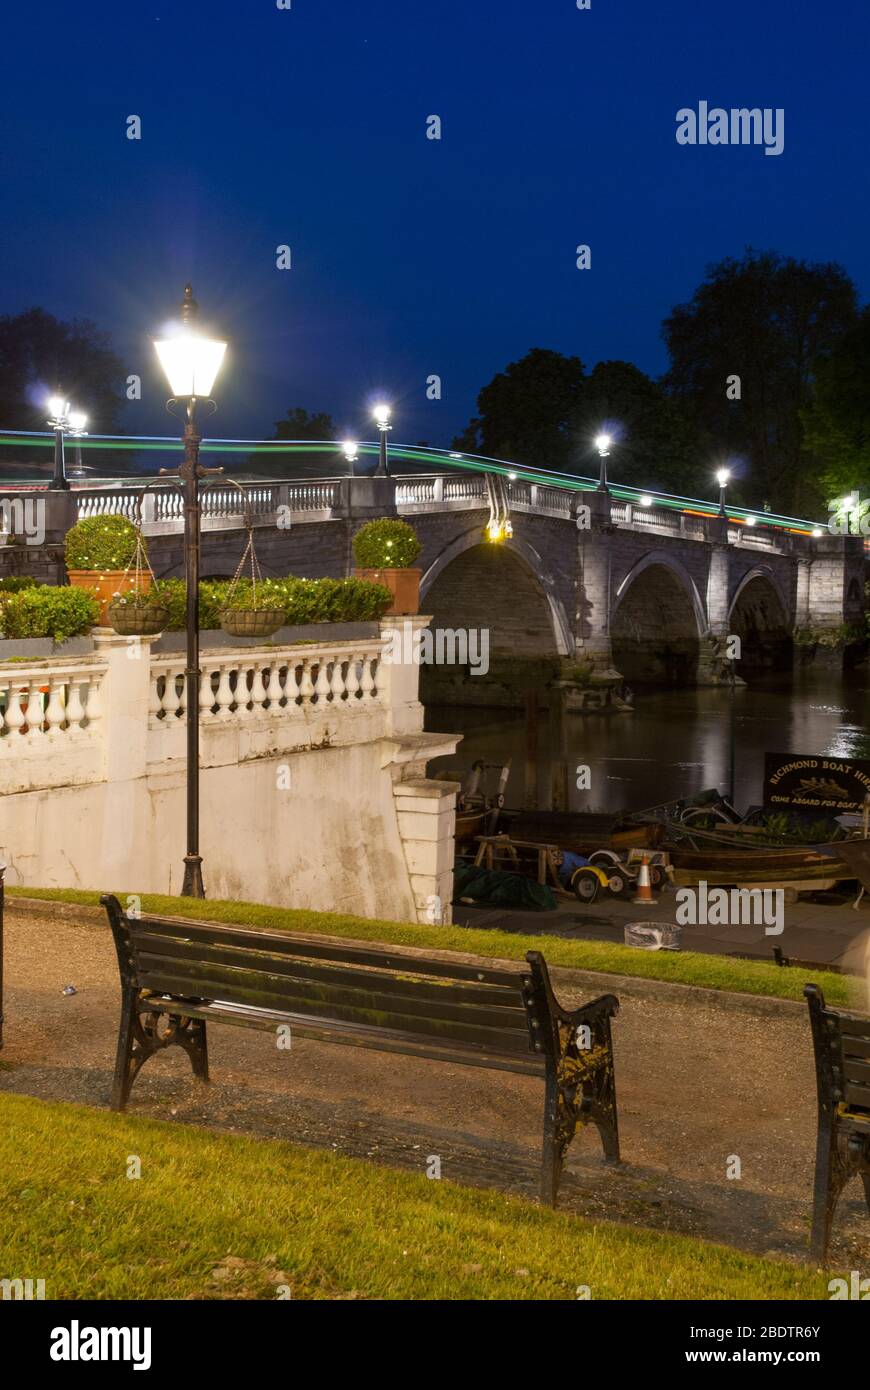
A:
[181,855,205,899]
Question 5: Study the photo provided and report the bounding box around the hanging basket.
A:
[107,598,169,636]
[220,508,286,639]
[219,608,286,638]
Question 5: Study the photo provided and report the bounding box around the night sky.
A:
[2,0,868,450]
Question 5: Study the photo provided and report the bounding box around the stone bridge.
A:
[3,472,864,703]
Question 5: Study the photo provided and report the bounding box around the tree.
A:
[0,307,125,432]
[802,305,870,508]
[452,348,586,470]
[662,250,857,514]
[570,360,706,493]
[270,407,336,440]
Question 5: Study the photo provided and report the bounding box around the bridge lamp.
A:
[46,394,83,491]
[372,403,392,477]
[508,472,517,481]
[716,467,730,517]
[342,440,359,473]
[812,527,823,538]
[153,284,228,901]
[595,433,612,492]
[639,494,653,508]
[745,515,756,527]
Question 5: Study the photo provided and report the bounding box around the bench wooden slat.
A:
[844,1081,870,1109]
[843,1036,870,1061]
[135,947,532,1033]
[843,1059,870,1085]
[131,930,528,1014]
[838,1014,870,1039]
[137,995,547,1075]
[134,914,526,988]
[137,967,541,1057]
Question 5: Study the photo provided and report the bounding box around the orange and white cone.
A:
[633,854,654,906]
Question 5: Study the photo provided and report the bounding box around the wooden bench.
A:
[102,894,620,1205]
[804,984,870,1261]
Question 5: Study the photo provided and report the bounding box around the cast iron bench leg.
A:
[110,993,209,1112]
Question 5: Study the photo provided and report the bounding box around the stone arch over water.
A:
[728,568,793,673]
[611,553,705,685]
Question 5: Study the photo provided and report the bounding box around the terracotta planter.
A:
[67,570,150,626]
[354,567,421,616]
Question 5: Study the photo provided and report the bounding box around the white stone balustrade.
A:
[0,619,461,923]
[0,659,107,792]
[148,645,382,725]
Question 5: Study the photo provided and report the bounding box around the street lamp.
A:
[716,467,730,518]
[595,433,612,492]
[47,395,83,491]
[373,403,391,476]
[343,440,359,473]
[154,284,227,898]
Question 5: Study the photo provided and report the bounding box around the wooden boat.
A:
[455,809,487,844]
[502,810,664,853]
[666,843,853,886]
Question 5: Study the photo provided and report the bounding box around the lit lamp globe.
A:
[154,331,226,400]
[154,286,227,401]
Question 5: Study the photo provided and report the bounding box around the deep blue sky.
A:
[2,0,869,449]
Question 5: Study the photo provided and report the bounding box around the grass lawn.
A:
[9,885,850,1005]
[0,1092,830,1300]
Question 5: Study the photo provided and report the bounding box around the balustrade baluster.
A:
[314,659,331,702]
[199,666,216,718]
[360,654,376,700]
[249,662,267,713]
[45,677,66,735]
[345,655,361,700]
[298,659,314,704]
[329,656,346,700]
[215,663,234,717]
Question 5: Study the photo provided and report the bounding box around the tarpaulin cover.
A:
[453,863,556,911]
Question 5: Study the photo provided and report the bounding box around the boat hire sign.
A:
[763,753,870,813]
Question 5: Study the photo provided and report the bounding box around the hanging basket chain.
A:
[118,493,160,600]
[224,521,264,610]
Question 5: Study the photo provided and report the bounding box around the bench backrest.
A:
[103,896,550,1070]
[805,984,870,1116]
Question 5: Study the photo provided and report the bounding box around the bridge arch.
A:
[727,565,793,673]
[421,527,572,657]
[610,550,706,684]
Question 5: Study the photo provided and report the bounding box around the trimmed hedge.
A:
[0,576,43,594]
[151,576,391,631]
[0,585,99,642]
[352,518,422,569]
[64,514,138,571]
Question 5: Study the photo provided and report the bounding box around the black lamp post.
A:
[47,396,72,490]
[154,285,227,898]
[717,467,730,518]
[373,404,391,476]
[595,433,611,492]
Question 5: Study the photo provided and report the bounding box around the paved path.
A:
[455,883,870,972]
[2,905,869,1269]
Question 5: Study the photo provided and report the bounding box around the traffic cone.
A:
[633,854,655,906]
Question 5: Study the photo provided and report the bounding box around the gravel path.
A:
[2,906,868,1267]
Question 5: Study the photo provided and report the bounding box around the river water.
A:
[425,669,870,816]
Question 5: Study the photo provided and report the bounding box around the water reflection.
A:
[425,669,870,814]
